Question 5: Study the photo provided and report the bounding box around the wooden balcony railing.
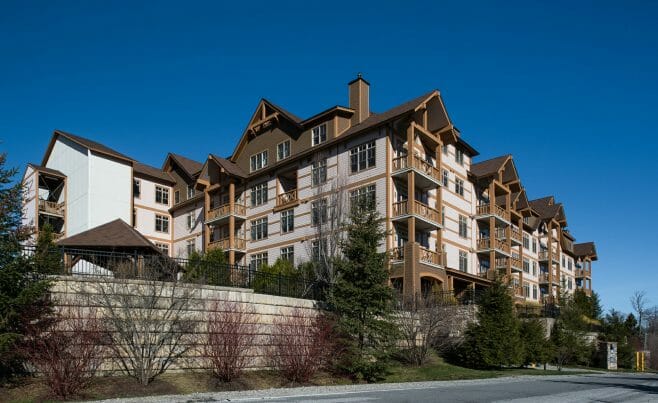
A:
[539,273,550,283]
[207,203,247,222]
[38,199,65,216]
[392,155,441,183]
[513,286,524,297]
[276,189,298,207]
[495,257,509,269]
[477,238,510,253]
[390,247,404,261]
[475,204,510,221]
[393,200,440,225]
[419,246,444,266]
[208,237,247,251]
[511,227,522,243]
[510,255,522,269]
[575,268,591,278]
[538,250,550,261]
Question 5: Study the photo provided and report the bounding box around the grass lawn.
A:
[0,357,603,402]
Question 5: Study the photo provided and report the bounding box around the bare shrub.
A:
[22,305,107,399]
[81,258,198,385]
[205,301,257,382]
[396,293,461,366]
[268,309,334,383]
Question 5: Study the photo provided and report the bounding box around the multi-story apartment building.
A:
[21,76,597,303]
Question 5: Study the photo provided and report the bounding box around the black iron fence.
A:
[516,303,560,318]
[21,246,321,300]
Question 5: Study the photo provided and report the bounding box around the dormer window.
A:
[455,148,464,165]
[250,150,268,172]
[187,185,195,199]
[277,140,291,161]
[312,124,327,146]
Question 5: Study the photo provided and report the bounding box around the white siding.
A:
[88,151,132,230]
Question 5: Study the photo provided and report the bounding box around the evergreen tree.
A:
[520,319,550,367]
[458,279,522,368]
[184,248,229,286]
[0,153,53,381]
[329,199,396,381]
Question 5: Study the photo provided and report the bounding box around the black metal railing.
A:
[20,246,321,300]
[516,303,560,318]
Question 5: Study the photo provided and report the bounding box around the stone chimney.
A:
[348,74,370,126]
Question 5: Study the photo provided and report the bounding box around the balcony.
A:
[538,248,560,263]
[575,269,591,279]
[388,244,445,268]
[276,189,298,209]
[476,238,510,254]
[474,203,510,223]
[392,200,441,229]
[206,203,247,225]
[539,272,559,286]
[510,255,522,272]
[38,199,65,217]
[207,237,247,252]
[510,227,522,245]
[392,155,441,189]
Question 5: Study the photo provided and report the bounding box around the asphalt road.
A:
[98,372,658,403]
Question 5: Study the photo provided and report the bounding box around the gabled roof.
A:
[133,162,175,185]
[470,155,511,179]
[210,154,248,179]
[341,90,438,138]
[528,197,562,221]
[574,242,598,260]
[164,153,203,178]
[43,130,133,165]
[263,98,303,124]
[57,219,159,252]
[27,163,66,178]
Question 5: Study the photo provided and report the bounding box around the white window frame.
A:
[155,214,169,233]
[155,242,169,256]
[458,215,468,238]
[280,246,294,263]
[459,250,468,272]
[312,124,327,146]
[311,198,328,226]
[350,141,376,173]
[277,140,291,161]
[187,211,195,230]
[155,185,169,205]
[455,148,464,165]
[281,209,294,233]
[250,252,268,270]
[186,239,195,256]
[250,217,268,241]
[250,150,268,172]
[350,184,376,211]
[133,179,141,199]
[187,185,195,199]
[311,158,327,186]
[455,178,464,196]
[442,169,449,187]
[250,182,268,207]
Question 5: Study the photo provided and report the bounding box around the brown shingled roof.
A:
[168,153,203,177]
[133,162,175,185]
[264,99,303,124]
[528,197,562,220]
[27,163,66,178]
[57,219,159,252]
[211,154,248,179]
[46,130,133,164]
[470,155,510,179]
[574,242,597,260]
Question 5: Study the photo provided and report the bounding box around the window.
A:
[250,150,268,172]
[533,285,538,299]
[523,234,530,250]
[441,206,445,226]
[459,250,468,272]
[562,255,566,268]
[455,178,464,196]
[250,252,268,270]
[455,148,464,165]
[251,182,268,207]
[281,209,294,233]
[350,141,376,173]
[442,169,449,187]
[311,159,327,186]
[277,140,291,161]
[133,179,141,198]
[155,214,169,233]
[155,242,169,256]
[458,215,468,238]
[523,283,530,298]
[442,144,448,155]
[155,185,169,205]
[350,184,376,211]
[532,238,537,253]
[532,261,537,276]
[187,212,195,230]
[568,277,573,290]
[133,208,137,227]
[568,259,573,271]
[280,246,294,263]
[187,185,195,199]
[523,258,530,273]
[311,199,328,226]
[186,239,195,256]
[250,217,268,241]
[312,124,327,146]
[312,238,327,261]
[174,190,180,204]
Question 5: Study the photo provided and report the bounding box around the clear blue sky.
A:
[2,1,656,314]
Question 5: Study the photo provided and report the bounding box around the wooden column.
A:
[488,181,495,279]
[228,181,236,265]
[204,188,211,251]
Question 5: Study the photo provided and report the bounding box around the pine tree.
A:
[458,279,522,368]
[0,153,53,381]
[329,199,396,381]
[519,319,549,367]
